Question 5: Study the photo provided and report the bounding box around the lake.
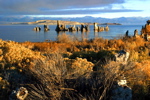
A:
[0,25,143,42]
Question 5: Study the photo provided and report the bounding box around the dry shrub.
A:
[57,33,76,43]
[99,61,124,100]
[65,57,94,77]
[133,60,150,78]
[0,39,43,68]
[128,50,139,61]
[134,37,145,47]
[123,60,150,100]
[20,41,34,50]
[91,38,108,51]
[26,53,67,100]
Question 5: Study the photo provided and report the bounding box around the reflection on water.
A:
[0,25,143,42]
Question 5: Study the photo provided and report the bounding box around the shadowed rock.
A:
[104,25,109,31]
[94,23,98,31]
[44,25,50,31]
[110,82,132,100]
[33,26,41,31]
[55,20,68,31]
[94,23,108,32]
[146,34,150,41]
[68,25,77,32]
[125,30,129,37]
[141,20,150,41]
[85,25,90,32]
[76,26,80,31]
[115,50,130,64]
[81,24,90,32]
[9,87,28,100]
[133,29,140,38]
[98,26,104,32]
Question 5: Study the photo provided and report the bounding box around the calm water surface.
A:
[0,25,143,42]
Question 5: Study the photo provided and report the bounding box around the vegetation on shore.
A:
[0,34,150,99]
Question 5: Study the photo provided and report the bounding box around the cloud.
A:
[0,0,125,15]
[0,0,143,16]
[40,8,142,15]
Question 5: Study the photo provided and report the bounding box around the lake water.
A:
[0,25,143,42]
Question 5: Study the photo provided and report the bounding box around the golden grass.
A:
[0,34,150,99]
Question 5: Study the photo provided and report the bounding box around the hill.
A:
[11,20,85,25]
[10,20,121,25]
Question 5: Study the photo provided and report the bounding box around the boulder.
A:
[134,29,140,38]
[111,84,132,100]
[104,25,109,31]
[33,27,41,31]
[9,87,28,100]
[115,50,130,64]
[125,30,129,37]
[94,23,98,31]
[44,25,50,31]
[110,76,132,100]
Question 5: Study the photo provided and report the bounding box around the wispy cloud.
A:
[41,8,142,15]
[0,0,145,18]
[0,0,132,15]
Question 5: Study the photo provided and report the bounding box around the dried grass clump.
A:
[65,57,94,76]
[0,39,44,68]
[57,33,77,44]
[26,53,67,100]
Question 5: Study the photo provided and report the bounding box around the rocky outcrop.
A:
[44,25,50,31]
[33,26,41,31]
[115,50,130,64]
[94,23,98,31]
[133,29,140,38]
[104,25,109,31]
[68,25,77,32]
[141,20,150,41]
[55,20,68,32]
[94,23,109,32]
[80,24,90,32]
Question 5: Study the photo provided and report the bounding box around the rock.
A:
[98,26,104,32]
[94,23,98,31]
[33,27,41,31]
[55,20,69,32]
[68,25,76,32]
[76,26,80,31]
[111,84,132,100]
[117,79,127,86]
[9,87,28,100]
[104,25,109,31]
[141,20,150,40]
[44,25,50,31]
[85,25,90,32]
[111,77,132,100]
[145,34,150,41]
[134,29,140,38]
[125,30,129,37]
[115,50,130,64]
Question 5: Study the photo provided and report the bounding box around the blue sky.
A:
[0,0,150,18]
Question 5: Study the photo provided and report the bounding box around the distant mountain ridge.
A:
[0,16,149,25]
